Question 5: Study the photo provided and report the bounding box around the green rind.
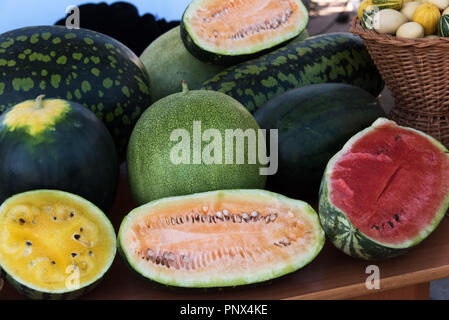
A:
[0,100,119,212]
[318,118,449,260]
[254,83,386,199]
[0,26,152,154]
[140,26,226,102]
[0,190,117,300]
[127,88,267,205]
[181,0,309,65]
[198,33,384,113]
[118,189,325,288]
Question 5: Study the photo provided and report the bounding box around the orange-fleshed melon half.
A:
[181,0,309,65]
[118,189,324,288]
[0,190,116,299]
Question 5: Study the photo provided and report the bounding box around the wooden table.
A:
[1,166,449,300]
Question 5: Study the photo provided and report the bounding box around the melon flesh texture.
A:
[119,190,324,287]
[184,0,307,55]
[0,191,116,293]
[330,121,449,246]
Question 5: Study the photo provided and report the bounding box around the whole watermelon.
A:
[0,26,152,154]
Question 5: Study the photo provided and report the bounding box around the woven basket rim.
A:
[350,17,449,48]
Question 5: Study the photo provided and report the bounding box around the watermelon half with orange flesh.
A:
[118,189,324,287]
[319,118,449,260]
[181,0,309,65]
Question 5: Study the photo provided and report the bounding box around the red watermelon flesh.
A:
[330,119,449,245]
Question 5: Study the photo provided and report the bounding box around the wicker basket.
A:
[350,17,449,147]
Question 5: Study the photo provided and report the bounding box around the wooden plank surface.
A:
[1,165,449,300]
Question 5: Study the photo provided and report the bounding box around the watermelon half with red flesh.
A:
[319,118,449,260]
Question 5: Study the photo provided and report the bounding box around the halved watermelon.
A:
[118,189,324,288]
[319,118,449,260]
[0,190,116,299]
[181,0,309,65]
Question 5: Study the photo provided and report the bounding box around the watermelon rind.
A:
[319,118,449,260]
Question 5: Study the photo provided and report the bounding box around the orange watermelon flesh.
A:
[330,121,449,245]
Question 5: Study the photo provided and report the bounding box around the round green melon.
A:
[0,26,152,154]
[0,95,118,212]
[127,82,267,205]
[140,26,226,102]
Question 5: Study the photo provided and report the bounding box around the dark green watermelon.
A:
[254,83,385,199]
[0,26,152,154]
[0,96,118,212]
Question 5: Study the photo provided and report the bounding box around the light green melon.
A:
[127,83,267,205]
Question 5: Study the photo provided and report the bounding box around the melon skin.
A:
[127,85,267,205]
[319,118,449,260]
[0,26,152,155]
[118,189,325,288]
[0,97,119,213]
[140,26,226,102]
[0,190,117,300]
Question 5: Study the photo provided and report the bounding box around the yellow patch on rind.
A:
[3,99,70,136]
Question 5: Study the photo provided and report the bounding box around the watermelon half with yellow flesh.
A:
[0,190,116,299]
[118,189,325,287]
[319,118,449,260]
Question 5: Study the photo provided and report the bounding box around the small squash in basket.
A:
[438,14,449,36]
[413,3,441,35]
[373,9,408,34]
[396,21,425,38]
[358,0,373,20]
[372,0,403,10]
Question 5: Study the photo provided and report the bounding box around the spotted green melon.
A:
[0,26,152,154]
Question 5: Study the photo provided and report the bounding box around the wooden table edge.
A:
[283,265,449,300]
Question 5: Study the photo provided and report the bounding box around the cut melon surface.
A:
[182,0,308,56]
[0,190,116,295]
[118,189,325,288]
[325,118,449,249]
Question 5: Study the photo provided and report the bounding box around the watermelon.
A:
[181,0,309,65]
[0,26,152,154]
[127,82,267,205]
[254,83,386,199]
[319,118,449,260]
[0,96,118,212]
[118,189,325,288]
[0,190,116,299]
[372,0,403,10]
[199,33,384,113]
[140,26,226,102]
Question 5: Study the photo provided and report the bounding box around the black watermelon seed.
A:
[74,234,81,240]
[19,219,25,224]
[71,253,77,257]
[25,241,32,246]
